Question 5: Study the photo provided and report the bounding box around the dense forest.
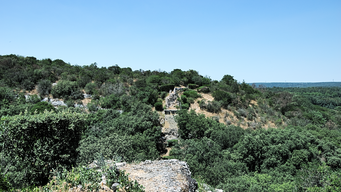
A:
[1,54,341,191]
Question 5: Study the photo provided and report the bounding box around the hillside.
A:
[1,54,341,191]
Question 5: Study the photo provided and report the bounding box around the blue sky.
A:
[1,0,340,82]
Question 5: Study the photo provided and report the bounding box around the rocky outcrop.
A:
[89,159,198,192]
[50,98,67,106]
[165,89,179,108]
[162,115,179,141]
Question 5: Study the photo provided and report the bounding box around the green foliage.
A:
[183,90,201,99]
[159,84,175,92]
[100,81,125,96]
[51,80,78,98]
[198,86,210,93]
[0,87,15,106]
[77,101,163,164]
[167,139,178,147]
[40,163,145,192]
[0,174,11,192]
[154,102,163,111]
[206,101,221,113]
[0,111,87,188]
[84,82,97,94]
[212,90,232,108]
[295,162,341,191]
[188,84,198,89]
[29,101,55,114]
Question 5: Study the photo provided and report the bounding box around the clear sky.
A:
[1,0,340,82]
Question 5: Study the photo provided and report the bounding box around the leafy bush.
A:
[51,80,78,98]
[100,82,125,97]
[188,84,198,89]
[206,101,221,113]
[212,90,232,108]
[0,111,87,188]
[237,108,247,118]
[0,87,15,105]
[159,84,175,92]
[198,86,210,93]
[0,174,11,191]
[154,102,163,111]
[41,163,145,192]
[37,79,52,96]
[167,139,178,147]
[29,101,56,114]
[84,82,97,94]
[183,90,201,99]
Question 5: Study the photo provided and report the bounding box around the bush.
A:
[84,82,97,94]
[199,99,207,109]
[69,89,84,100]
[0,111,87,188]
[198,86,210,93]
[212,90,232,108]
[154,102,163,111]
[100,82,125,96]
[206,101,221,113]
[181,103,189,110]
[51,80,78,98]
[29,101,56,114]
[0,174,11,191]
[183,90,201,99]
[167,139,178,147]
[237,108,248,118]
[41,164,145,192]
[160,91,168,99]
[159,84,175,92]
[0,87,15,105]
[188,84,198,89]
[21,79,35,90]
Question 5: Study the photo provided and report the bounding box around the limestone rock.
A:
[118,159,198,192]
[88,159,197,192]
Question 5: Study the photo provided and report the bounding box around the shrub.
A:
[167,139,178,147]
[188,84,198,89]
[199,99,207,109]
[65,99,75,107]
[29,101,56,114]
[160,91,168,99]
[100,82,125,96]
[187,97,195,104]
[51,80,78,98]
[84,82,97,94]
[181,95,187,103]
[183,90,201,99]
[21,79,35,90]
[41,164,145,192]
[0,87,15,105]
[0,111,87,188]
[77,75,91,88]
[0,174,11,191]
[69,89,84,100]
[237,108,248,118]
[206,101,222,113]
[181,103,189,110]
[212,90,232,108]
[198,86,210,93]
[159,84,175,92]
[154,102,163,111]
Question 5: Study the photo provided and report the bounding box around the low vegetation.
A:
[1,54,341,191]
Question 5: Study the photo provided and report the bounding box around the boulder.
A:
[88,159,197,192]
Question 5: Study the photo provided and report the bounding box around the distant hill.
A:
[249,82,341,88]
